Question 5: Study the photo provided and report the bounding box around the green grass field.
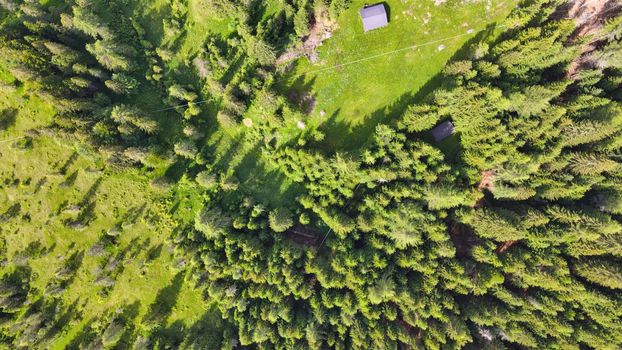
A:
[280,0,516,151]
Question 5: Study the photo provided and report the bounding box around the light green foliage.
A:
[86,40,135,72]
[2,0,622,349]
[105,73,139,95]
[195,206,231,238]
[268,207,294,232]
[574,258,622,289]
[424,185,469,210]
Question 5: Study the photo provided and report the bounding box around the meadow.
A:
[280,0,517,150]
[0,77,224,348]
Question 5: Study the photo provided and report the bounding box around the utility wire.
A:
[0,136,27,144]
[288,4,621,84]
[275,25,508,83]
[151,99,211,113]
[315,5,622,249]
[149,24,508,113]
[147,3,621,114]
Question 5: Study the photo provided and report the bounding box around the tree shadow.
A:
[145,243,163,262]
[59,170,79,188]
[45,250,85,295]
[110,301,142,349]
[163,158,191,182]
[0,203,21,222]
[117,203,147,228]
[142,272,184,325]
[0,108,17,131]
[79,177,103,206]
[42,299,82,342]
[306,22,502,153]
[179,305,228,348]
[149,320,186,348]
[58,152,79,175]
[65,301,141,350]
[276,72,317,109]
[232,149,304,208]
[142,304,230,349]
[211,138,243,173]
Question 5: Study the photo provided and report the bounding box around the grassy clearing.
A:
[0,87,215,347]
[280,0,517,151]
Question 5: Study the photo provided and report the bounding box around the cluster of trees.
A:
[173,0,622,349]
[0,0,162,151]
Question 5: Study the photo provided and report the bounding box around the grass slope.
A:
[0,86,220,348]
[281,0,517,151]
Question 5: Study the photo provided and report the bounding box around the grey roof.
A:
[360,4,388,32]
[431,121,455,142]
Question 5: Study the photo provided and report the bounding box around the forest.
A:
[0,0,621,348]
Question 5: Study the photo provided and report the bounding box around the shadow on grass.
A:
[65,301,141,350]
[146,243,164,262]
[163,158,191,183]
[142,272,184,325]
[145,304,228,348]
[305,22,502,153]
[232,149,304,208]
[0,108,17,131]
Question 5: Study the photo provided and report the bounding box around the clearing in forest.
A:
[279,0,517,151]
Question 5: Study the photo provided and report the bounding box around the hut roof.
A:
[360,4,388,32]
[431,121,455,142]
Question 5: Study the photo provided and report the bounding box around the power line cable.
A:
[151,99,211,113]
[148,24,508,113]
[0,136,27,144]
[315,5,621,249]
[275,25,507,83]
[146,3,621,114]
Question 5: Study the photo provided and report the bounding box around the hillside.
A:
[1,0,622,349]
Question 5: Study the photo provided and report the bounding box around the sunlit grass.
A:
[280,0,517,151]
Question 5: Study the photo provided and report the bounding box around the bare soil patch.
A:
[478,170,496,191]
[285,224,319,246]
[563,0,621,77]
[276,8,337,65]
[496,240,518,253]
